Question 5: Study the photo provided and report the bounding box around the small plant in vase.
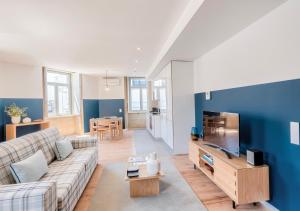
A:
[4,103,28,124]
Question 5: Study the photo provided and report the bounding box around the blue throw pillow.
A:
[10,150,48,183]
[54,138,74,161]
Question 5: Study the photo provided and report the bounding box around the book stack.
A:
[127,166,139,178]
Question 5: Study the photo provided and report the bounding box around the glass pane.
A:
[47,85,56,116]
[58,86,71,115]
[130,78,147,87]
[153,80,160,87]
[153,88,158,100]
[131,88,141,111]
[159,88,167,110]
[154,79,166,87]
[47,71,69,84]
[142,88,148,111]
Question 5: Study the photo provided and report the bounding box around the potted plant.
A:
[4,103,28,124]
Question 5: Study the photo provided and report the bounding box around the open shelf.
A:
[199,148,214,178]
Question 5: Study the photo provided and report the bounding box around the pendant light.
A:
[105,70,110,91]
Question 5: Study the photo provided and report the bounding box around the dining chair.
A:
[109,120,119,138]
[96,119,110,141]
[89,119,97,136]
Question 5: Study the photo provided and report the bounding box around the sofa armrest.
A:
[68,135,98,149]
[0,181,57,211]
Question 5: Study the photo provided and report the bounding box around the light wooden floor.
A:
[75,130,270,211]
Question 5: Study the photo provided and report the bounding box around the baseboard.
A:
[261,201,279,211]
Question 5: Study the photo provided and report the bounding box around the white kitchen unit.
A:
[153,61,195,154]
[146,113,161,139]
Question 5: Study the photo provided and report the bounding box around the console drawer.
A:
[214,158,237,199]
[215,159,235,176]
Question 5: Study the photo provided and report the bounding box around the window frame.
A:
[128,77,148,113]
[46,69,73,117]
[153,79,167,111]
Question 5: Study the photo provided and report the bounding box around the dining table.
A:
[90,116,123,140]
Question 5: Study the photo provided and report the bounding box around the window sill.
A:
[46,114,80,119]
[128,111,147,114]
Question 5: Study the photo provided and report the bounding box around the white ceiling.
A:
[148,0,287,78]
[0,0,287,77]
[0,0,191,76]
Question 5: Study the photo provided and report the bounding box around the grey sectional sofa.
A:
[0,128,98,211]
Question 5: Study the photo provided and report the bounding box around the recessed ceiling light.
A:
[137,47,141,51]
[135,60,139,63]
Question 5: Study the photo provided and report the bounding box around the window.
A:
[128,78,148,112]
[153,79,167,110]
[46,70,72,116]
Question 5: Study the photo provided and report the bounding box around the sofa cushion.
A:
[10,150,48,183]
[0,134,39,185]
[32,128,61,164]
[60,148,97,171]
[54,138,73,161]
[40,160,86,211]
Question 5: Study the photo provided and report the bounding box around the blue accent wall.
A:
[83,99,99,133]
[99,99,125,128]
[194,79,300,211]
[83,99,125,133]
[0,98,43,141]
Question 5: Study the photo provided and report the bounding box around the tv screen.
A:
[203,111,240,157]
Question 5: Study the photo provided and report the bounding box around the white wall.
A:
[99,77,125,99]
[82,75,99,99]
[0,62,43,98]
[172,61,195,154]
[194,0,300,93]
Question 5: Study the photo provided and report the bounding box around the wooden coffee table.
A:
[125,164,164,197]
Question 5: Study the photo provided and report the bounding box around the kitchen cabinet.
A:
[152,61,194,154]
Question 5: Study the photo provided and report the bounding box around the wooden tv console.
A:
[189,140,269,209]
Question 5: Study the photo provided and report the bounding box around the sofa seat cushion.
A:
[66,148,97,172]
[40,161,85,211]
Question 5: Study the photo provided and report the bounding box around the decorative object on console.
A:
[4,103,28,124]
[22,117,32,124]
[146,152,161,176]
[191,127,199,140]
[246,149,264,166]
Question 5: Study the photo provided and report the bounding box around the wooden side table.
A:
[125,164,164,197]
[6,121,50,141]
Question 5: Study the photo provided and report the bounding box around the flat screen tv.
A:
[203,111,240,157]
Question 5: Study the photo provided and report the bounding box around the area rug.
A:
[88,130,207,211]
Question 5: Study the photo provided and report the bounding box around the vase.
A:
[146,153,160,176]
[11,116,21,124]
